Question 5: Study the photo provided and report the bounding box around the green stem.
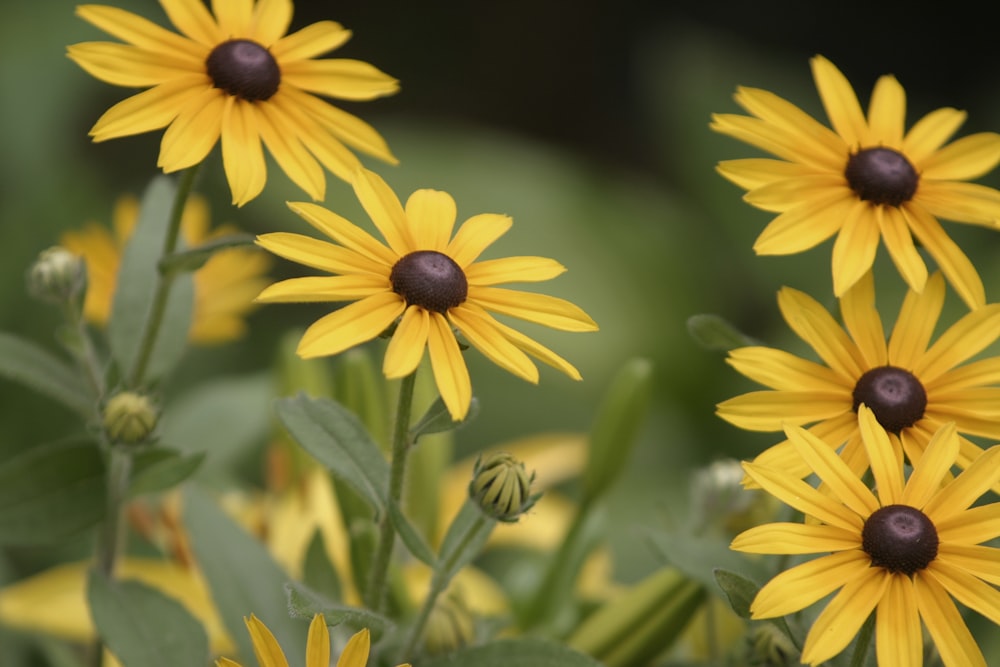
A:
[847,613,875,667]
[126,165,199,388]
[365,371,417,611]
[63,298,105,401]
[95,447,133,576]
[399,512,488,660]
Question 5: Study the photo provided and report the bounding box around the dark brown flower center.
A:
[852,366,927,434]
[862,504,938,575]
[390,251,468,313]
[206,39,280,101]
[844,147,918,207]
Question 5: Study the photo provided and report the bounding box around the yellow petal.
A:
[838,270,887,368]
[90,76,208,141]
[777,286,864,380]
[715,158,816,191]
[900,421,958,509]
[920,132,1000,181]
[426,312,472,420]
[405,189,457,251]
[927,560,1000,625]
[750,550,868,618]
[282,59,400,101]
[730,522,859,554]
[352,168,413,256]
[383,306,430,379]
[741,461,863,531]
[248,0,293,47]
[221,98,267,206]
[286,202,397,267]
[211,0,253,37]
[449,305,538,383]
[297,292,405,358]
[158,86,225,172]
[305,614,330,667]
[916,301,1000,383]
[467,286,597,332]
[255,276,388,303]
[446,214,512,268]
[254,232,387,276]
[904,205,985,310]
[732,85,844,164]
[923,445,1000,523]
[887,272,944,369]
[935,502,1000,545]
[743,174,846,213]
[877,205,928,294]
[76,4,204,60]
[787,421,879,517]
[914,571,986,667]
[830,202,880,297]
[903,107,966,165]
[866,73,905,147]
[715,390,847,431]
[484,316,583,381]
[67,42,200,86]
[752,191,852,254]
[937,544,1000,586]
[725,346,847,392]
[800,567,887,665]
[875,574,922,667]
[336,628,370,667]
[283,86,397,163]
[256,100,326,201]
[160,0,221,46]
[811,55,868,150]
[917,180,1000,226]
[465,256,566,285]
[271,21,352,62]
[245,614,289,667]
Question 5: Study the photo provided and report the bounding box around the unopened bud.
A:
[103,392,158,444]
[423,590,475,656]
[28,246,86,305]
[469,452,539,522]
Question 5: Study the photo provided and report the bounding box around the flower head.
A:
[711,55,1000,309]
[469,452,540,522]
[718,271,1000,487]
[732,406,1000,666]
[103,390,158,444]
[27,246,87,305]
[216,614,410,667]
[255,168,598,420]
[61,194,271,344]
[68,0,399,206]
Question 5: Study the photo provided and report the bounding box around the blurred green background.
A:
[4,0,1000,620]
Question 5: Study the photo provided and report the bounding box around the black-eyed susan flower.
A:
[732,406,1000,666]
[68,0,399,206]
[255,168,598,421]
[717,271,1000,485]
[61,194,271,344]
[712,55,1000,309]
[217,613,410,667]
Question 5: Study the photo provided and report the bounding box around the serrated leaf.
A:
[0,331,92,417]
[108,175,194,383]
[388,500,436,567]
[713,568,760,620]
[419,637,604,667]
[408,396,478,441]
[0,438,105,545]
[274,393,388,514]
[87,570,208,667]
[182,485,306,666]
[129,448,205,498]
[285,581,393,636]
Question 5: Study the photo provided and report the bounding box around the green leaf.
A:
[434,500,495,584]
[713,568,759,620]
[183,485,306,666]
[419,637,604,667]
[285,581,393,635]
[0,331,93,417]
[408,396,478,441]
[0,438,105,545]
[274,393,389,515]
[388,499,436,567]
[87,570,208,667]
[129,448,206,498]
[158,233,256,275]
[646,529,769,592]
[108,175,194,382]
[302,529,343,603]
[686,313,758,352]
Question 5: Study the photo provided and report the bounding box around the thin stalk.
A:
[847,613,875,667]
[365,372,417,611]
[63,297,105,401]
[127,165,199,388]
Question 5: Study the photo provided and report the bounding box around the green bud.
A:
[691,459,781,536]
[103,391,158,445]
[27,246,86,305]
[468,452,539,522]
[423,589,475,656]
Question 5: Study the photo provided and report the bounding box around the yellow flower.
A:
[732,406,1000,666]
[217,614,410,667]
[717,271,1000,486]
[61,194,271,344]
[712,55,1000,309]
[255,168,598,420]
[68,0,398,206]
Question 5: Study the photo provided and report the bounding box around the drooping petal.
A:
[305,614,330,667]
[787,421,879,517]
[89,76,208,141]
[838,270,887,368]
[904,205,986,310]
[447,214,512,268]
[924,560,1000,625]
[286,202,397,267]
[220,98,267,206]
[352,168,413,256]
[468,287,598,332]
[777,286,865,380]
[271,21,352,62]
[158,86,225,172]
[831,201,881,297]
[268,91,362,182]
[919,132,1000,181]
[937,544,1000,586]
[858,406,904,505]
[449,305,538,383]
[903,107,967,165]
[875,574,922,667]
[935,502,1000,545]
[282,59,400,100]
[745,413,856,483]
[283,86,397,162]
[749,550,869,618]
[730,522,859,554]
[487,319,583,380]
[922,445,1000,523]
[887,272,944,369]
[256,99,326,201]
[426,312,472,420]
[811,55,868,149]
[725,346,848,392]
[917,180,1000,227]
[914,572,987,667]
[244,614,290,667]
[915,302,1000,383]
[405,189,457,252]
[900,421,959,509]
[254,232,388,276]
[800,567,887,666]
[878,205,928,294]
[255,276,388,302]
[383,306,429,379]
[752,193,851,253]
[296,292,405,359]
[465,257,566,286]
[741,462,863,531]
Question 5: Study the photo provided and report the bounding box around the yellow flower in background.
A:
[256,168,598,420]
[217,614,410,667]
[61,194,271,344]
[718,271,1000,486]
[732,407,1000,666]
[712,54,1000,309]
[68,0,399,206]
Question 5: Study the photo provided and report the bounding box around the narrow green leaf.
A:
[388,500,436,567]
[285,581,393,636]
[0,438,105,545]
[435,500,495,583]
[183,485,306,666]
[713,568,760,620]
[108,175,194,382]
[158,233,256,275]
[274,393,388,514]
[686,313,758,352]
[408,396,478,441]
[128,448,206,498]
[302,530,343,603]
[87,570,208,667]
[419,637,604,667]
[0,331,92,416]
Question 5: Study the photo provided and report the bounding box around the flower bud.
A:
[469,452,539,522]
[690,459,779,536]
[103,391,158,444]
[27,246,86,305]
[423,590,475,656]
